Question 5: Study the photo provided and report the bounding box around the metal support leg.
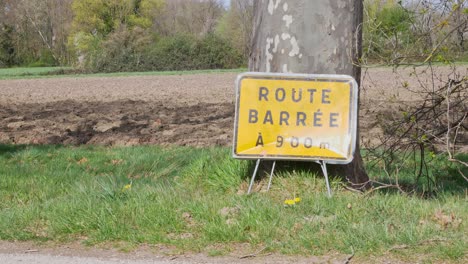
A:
[320,161,332,198]
[247,159,261,194]
[315,160,332,197]
[267,161,276,191]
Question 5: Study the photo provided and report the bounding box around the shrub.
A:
[27,49,58,67]
[193,33,245,69]
[145,34,198,71]
[144,33,244,71]
[89,26,153,72]
[95,30,244,72]
[0,24,16,68]
[86,32,246,73]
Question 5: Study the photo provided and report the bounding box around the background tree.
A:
[0,24,15,67]
[68,0,163,67]
[363,0,467,63]
[216,0,254,59]
[451,0,467,52]
[0,0,73,66]
[153,0,224,36]
[249,0,369,187]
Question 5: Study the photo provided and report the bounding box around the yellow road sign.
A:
[233,73,358,164]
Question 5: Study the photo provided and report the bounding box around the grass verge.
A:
[0,144,466,262]
[0,67,246,80]
[0,67,71,79]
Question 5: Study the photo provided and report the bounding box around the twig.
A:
[456,167,468,183]
[364,184,404,196]
[343,185,365,194]
[452,113,467,154]
[343,246,355,264]
[446,80,453,159]
[239,246,268,259]
[449,158,468,168]
[445,80,467,181]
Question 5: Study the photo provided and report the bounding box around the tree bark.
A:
[249,0,369,188]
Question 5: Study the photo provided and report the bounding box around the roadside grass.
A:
[0,144,466,262]
[0,67,246,80]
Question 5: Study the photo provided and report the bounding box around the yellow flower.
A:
[122,183,132,191]
[294,197,301,203]
[284,199,295,205]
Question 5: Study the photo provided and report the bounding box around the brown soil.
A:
[0,67,466,147]
[0,74,237,146]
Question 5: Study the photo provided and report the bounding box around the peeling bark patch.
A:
[281,33,291,40]
[268,0,282,15]
[265,37,274,72]
[328,21,336,35]
[268,0,274,14]
[283,2,288,12]
[283,15,293,28]
[289,37,300,57]
[273,35,280,53]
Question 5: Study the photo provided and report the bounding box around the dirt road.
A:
[1,253,177,264]
[0,241,346,264]
[0,253,348,264]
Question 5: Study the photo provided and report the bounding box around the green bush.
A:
[193,34,245,69]
[26,49,58,67]
[84,32,245,73]
[83,31,245,72]
[88,26,153,72]
[0,24,16,68]
[145,34,199,71]
[144,33,244,72]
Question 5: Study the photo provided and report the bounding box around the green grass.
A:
[0,144,466,262]
[0,67,71,79]
[0,67,246,80]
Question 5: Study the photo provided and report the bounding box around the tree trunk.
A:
[249,0,369,188]
[455,0,466,52]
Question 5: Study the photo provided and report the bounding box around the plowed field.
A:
[0,67,465,146]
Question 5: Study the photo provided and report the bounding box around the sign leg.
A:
[267,161,276,191]
[319,161,332,198]
[248,159,261,194]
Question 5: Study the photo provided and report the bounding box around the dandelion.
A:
[284,196,301,207]
[122,182,132,192]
